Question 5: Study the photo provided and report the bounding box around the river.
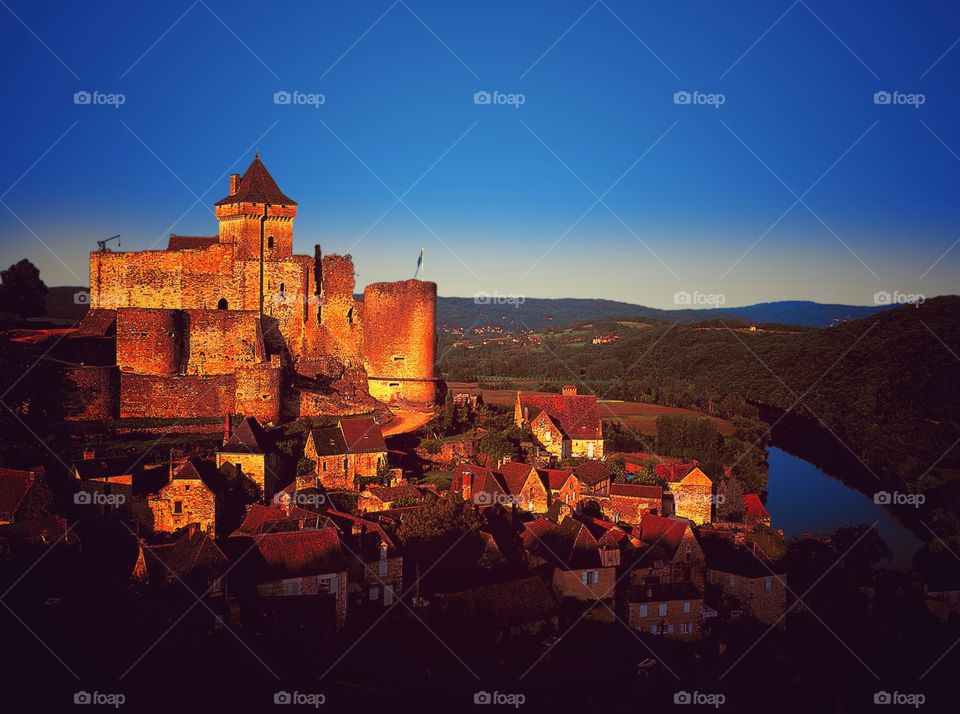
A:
[764,445,923,568]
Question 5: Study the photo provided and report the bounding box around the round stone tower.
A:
[361,279,437,406]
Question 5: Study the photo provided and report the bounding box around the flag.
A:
[414,248,424,279]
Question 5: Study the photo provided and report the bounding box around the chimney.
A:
[223,414,232,445]
[229,173,241,195]
[562,385,577,396]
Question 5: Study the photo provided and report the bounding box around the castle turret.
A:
[214,154,297,262]
[361,279,438,406]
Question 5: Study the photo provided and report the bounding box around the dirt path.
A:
[382,408,435,436]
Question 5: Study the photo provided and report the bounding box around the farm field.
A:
[446,382,734,437]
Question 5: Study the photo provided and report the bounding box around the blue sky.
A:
[0,0,958,308]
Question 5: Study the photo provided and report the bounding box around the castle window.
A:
[217,298,228,310]
[267,236,275,249]
[173,501,183,514]
[347,307,354,325]
[388,382,400,388]
[392,354,406,363]
[279,283,285,296]
[343,457,348,471]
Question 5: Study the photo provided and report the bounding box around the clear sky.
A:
[1,0,958,308]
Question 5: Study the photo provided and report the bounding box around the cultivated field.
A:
[446,382,734,437]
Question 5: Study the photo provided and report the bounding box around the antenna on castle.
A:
[97,235,120,252]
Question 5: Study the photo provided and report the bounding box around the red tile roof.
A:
[215,154,297,206]
[743,493,770,521]
[453,463,507,506]
[537,468,574,490]
[573,460,613,486]
[519,392,602,440]
[497,462,538,495]
[167,235,217,250]
[249,527,344,579]
[639,514,689,559]
[610,483,662,500]
[338,417,387,453]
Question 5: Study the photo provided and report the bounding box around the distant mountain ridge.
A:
[436,296,890,330]
[42,288,889,329]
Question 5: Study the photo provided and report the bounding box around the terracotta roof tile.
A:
[215,155,296,206]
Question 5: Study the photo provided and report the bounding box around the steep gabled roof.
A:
[145,528,228,580]
[573,460,613,487]
[309,417,387,457]
[743,493,770,521]
[215,154,297,206]
[220,417,275,455]
[338,417,387,453]
[497,462,539,495]
[530,516,602,570]
[639,514,690,560]
[452,463,508,506]
[232,504,331,536]
[538,468,574,490]
[519,392,602,440]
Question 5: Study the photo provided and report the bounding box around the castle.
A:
[78,154,438,423]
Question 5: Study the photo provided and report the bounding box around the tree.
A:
[0,259,48,322]
[296,457,316,477]
[716,476,746,521]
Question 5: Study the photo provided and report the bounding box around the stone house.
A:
[603,482,663,524]
[230,503,334,537]
[451,463,512,509]
[232,527,348,628]
[133,458,221,538]
[700,534,787,627]
[666,467,714,525]
[216,416,284,503]
[498,461,550,513]
[140,523,229,596]
[302,416,388,491]
[522,513,616,620]
[628,514,706,589]
[573,461,613,497]
[515,386,604,461]
[538,467,580,507]
[72,455,168,519]
[326,510,403,611]
[626,581,704,639]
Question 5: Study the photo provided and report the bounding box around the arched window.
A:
[267,236,275,250]
[217,298,228,310]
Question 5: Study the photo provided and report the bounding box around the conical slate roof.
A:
[215,153,297,206]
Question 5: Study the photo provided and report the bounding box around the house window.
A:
[347,307,353,325]
[683,601,691,613]
[369,586,379,601]
[613,512,620,523]
[728,576,736,590]
[587,442,594,458]
[267,236,275,249]
[173,501,183,514]
[279,282,285,296]
[285,581,301,596]
[318,577,337,594]
[658,603,667,617]
[581,570,599,586]
[650,624,660,634]
[680,623,690,634]
[639,604,648,617]
[343,457,348,471]
[564,493,570,504]
[184,484,190,491]
[667,623,675,634]
[378,560,388,577]
[764,578,773,591]
[544,430,551,443]
[322,461,327,472]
